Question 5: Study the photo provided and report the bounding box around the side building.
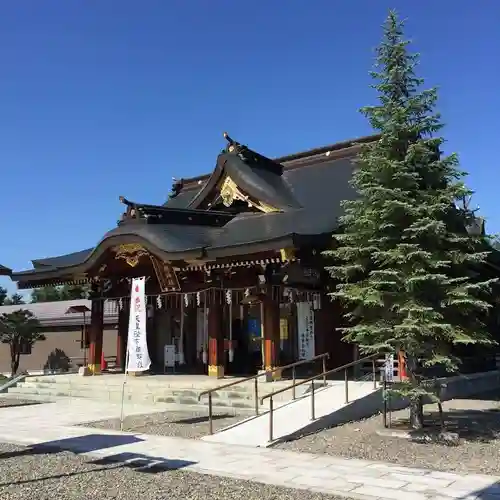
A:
[0,265,11,276]
[0,300,118,374]
[10,133,378,378]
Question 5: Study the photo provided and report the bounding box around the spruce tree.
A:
[325,11,497,428]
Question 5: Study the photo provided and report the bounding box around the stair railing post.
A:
[269,397,274,442]
[208,392,213,435]
[322,356,327,386]
[254,377,259,416]
[344,369,349,404]
[311,380,315,420]
[292,367,296,400]
[372,358,377,389]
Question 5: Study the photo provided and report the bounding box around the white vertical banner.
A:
[126,277,151,373]
[297,301,315,361]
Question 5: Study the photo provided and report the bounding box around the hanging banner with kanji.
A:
[297,302,315,360]
[127,277,151,372]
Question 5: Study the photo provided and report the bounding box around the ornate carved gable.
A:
[189,132,301,214]
[217,175,279,213]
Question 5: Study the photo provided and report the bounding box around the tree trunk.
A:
[10,346,20,378]
[10,358,19,378]
[409,396,424,430]
[437,401,445,431]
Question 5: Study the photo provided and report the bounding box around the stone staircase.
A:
[6,373,323,413]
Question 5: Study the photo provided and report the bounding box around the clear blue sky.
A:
[1,1,499,294]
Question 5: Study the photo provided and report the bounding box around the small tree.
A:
[325,11,497,429]
[0,310,45,377]
[4,293,25,305]
[0,287,7,306]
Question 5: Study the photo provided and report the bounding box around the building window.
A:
[19,341,32,355]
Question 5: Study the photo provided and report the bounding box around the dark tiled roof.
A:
[12,222,217,282]
[207,158,356,253]
[0,264,11,276]
[164,134,377,205]
[12,137,366,284]
[186,144,302,211]
[164,187,202,208]
[32,248,94,269]
[99,222,215,254]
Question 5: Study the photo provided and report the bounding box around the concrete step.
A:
[13,374,316,409]
[0,391,256,416]
[7,384,258,409]
[24,377,320,398]
[8,374,327,418]
[18,380,255,400]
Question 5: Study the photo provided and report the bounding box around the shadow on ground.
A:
[464,481,500,499]
[28,433,145,453]
[0,401,41,408]
[170,414,233,425]
[0,434,197,487]
[386,407,500,444]
[456,389,500,402]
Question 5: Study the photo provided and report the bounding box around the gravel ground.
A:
[277,392,500,475]
[0,443,347,500]
[84,410,248,439]
[0,398,41,408]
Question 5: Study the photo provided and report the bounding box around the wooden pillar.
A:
[88,299,104,374]
[208,304,224,378]
[262,290,281,379]
[116,305,128,372]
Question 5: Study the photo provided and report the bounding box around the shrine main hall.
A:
[9,133,377,378]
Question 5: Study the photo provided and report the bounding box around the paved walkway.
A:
[0,399,499,500]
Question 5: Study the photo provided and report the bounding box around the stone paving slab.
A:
[0,400,499,499]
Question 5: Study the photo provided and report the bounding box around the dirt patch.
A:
[83,410,248,439]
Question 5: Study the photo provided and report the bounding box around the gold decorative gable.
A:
[219,176,278,213]
[113,244,148,268]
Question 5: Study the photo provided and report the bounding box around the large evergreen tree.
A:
[325,11,497,428]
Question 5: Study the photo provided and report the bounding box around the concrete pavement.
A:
[0,399,498,500]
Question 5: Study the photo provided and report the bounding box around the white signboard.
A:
[297,302,315,361]
[164,344,176,368]
[384,354,394,382]
[126,277,151,372]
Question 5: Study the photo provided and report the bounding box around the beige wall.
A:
[0,325,118,374]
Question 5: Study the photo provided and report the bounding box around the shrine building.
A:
[10,133,378,378]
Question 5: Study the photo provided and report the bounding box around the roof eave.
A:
[0,266,11,277]
[12,234,206,288]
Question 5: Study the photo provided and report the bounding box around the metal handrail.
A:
[198,352,330,434]
[0,371,28,393]
[260,353,380,442]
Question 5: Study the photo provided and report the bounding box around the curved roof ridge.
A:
[187,134,301,211]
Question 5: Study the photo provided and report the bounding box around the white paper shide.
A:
[297,301,315,361]
[126,277,151,372]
